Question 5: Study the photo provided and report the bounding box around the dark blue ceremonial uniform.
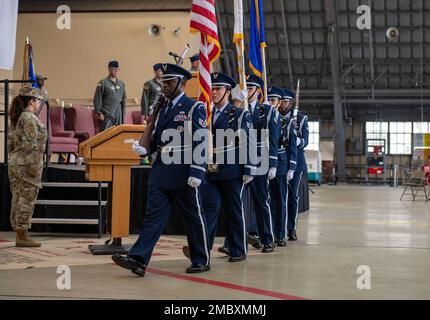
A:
[201,100,256,258]
[270,113,297,241]
[287,111,309,233]
[247,99,278,246]
[128,91,210,267]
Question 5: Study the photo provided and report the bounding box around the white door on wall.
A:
[320,140,335,161]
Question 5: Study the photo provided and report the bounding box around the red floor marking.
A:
[0,239,11,243]
[146,268,308,300]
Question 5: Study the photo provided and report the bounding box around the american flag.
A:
[190,0,221,127]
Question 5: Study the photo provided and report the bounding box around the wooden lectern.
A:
[79,124,145,255]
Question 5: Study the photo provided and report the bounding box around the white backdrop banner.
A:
[0,0,19,70]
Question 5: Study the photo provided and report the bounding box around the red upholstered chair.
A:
[37,105,79,155]
[92,110,101,134]
[50,106,75,138]
[131,110,143,124]
[124,111,133,124]
[64,105,97,143]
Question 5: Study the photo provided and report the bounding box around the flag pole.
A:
[235,38,248,110]
[233,0,248,110]
[239,38,249,110]
[261,45,268,103]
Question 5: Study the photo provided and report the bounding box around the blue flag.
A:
[28,45,38,88]
[249,0,266,78]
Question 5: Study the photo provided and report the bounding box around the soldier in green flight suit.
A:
[93,60,127,131]
[140,63,163,116]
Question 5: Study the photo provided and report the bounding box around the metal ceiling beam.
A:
[261,28,430,34]
[215,0,232,76]
[18,0,192,12]
[222,11,430,18]
[301,89,430,95]
[266,58,430,66]
[221,12,325,17]
[265,43,430,48]
[279,0,294,86]
[338,10,429,15]
[300,98,430,105]
[278,72,428,78]
[340,64,357,79]
[325,0,346,180]
[420,0,424,121]
[367,0,375,100]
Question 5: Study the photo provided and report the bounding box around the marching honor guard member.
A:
[283,89,309,241]
[268,87,297,247]
[245,74,279,253]
[184,72,256,262]
[112,63,210,276]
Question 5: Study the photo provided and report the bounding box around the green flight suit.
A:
[93,77,126,130]
[140,78,162,115]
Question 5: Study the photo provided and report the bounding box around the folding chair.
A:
[400,170,428,202]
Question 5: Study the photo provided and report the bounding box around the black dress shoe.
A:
[288,230,298,241]
[186,263,210,274]
[247,234,262,249]
[182,246,191,259]
[112,254,146,277]
[276,239,287,247]
[252,240,263,249]
[218,246,230,255]
[228,255,246,262]
[261,244,274,253]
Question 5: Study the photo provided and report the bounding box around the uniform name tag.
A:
[174,114,188,121]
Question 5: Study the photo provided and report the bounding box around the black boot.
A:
[288,230,297,241]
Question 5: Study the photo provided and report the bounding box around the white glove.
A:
[287,170,294,181]
[243,175,254,184]
[241,89,248,100]
[187,177,202,188]
[132,141,147,156]
[268,167,277,180]
[296,137,302,147]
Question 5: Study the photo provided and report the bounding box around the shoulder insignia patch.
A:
[198,118,207,128]
[23,121,37,139]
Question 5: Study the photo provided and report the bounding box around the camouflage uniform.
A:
[8,108,47,231]
[140,78,162,115]
[93,77,127,130]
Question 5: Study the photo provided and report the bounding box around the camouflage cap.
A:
[19,86,44,100]
[36,74,47,80]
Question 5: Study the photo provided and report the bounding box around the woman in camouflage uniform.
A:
[8,87,47,247]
